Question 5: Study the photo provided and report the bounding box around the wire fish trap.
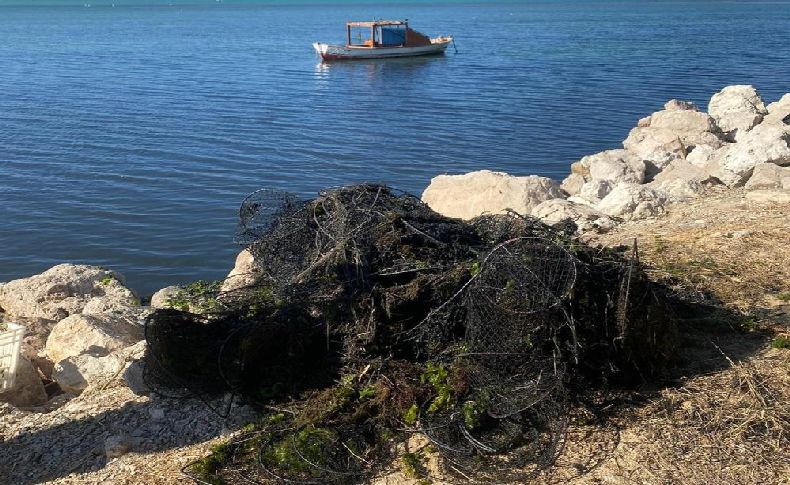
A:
[0,322,25,391]
[143,184,680,485]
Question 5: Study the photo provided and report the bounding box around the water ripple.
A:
[1,1,790,294]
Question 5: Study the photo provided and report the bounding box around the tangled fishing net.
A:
[143,184,678,484]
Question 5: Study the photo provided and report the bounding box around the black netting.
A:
[142,184,678,484]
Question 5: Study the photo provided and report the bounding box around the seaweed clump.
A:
[143,184,678,483]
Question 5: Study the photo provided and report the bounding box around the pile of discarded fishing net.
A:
[143,184,678,484]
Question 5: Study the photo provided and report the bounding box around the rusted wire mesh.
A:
[142,184,678,484]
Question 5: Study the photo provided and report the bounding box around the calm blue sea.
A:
[1,1,789,294]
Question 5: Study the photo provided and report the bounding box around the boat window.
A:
[348,26,374,47]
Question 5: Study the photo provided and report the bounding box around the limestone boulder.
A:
[53,351,124,395]
[649,178,707,203]
[595,184,669,220]
[744,163,790,190]
[623,106,725,180]
[708,85,768,136]
[649,159,721,201]
[663,99,698,111]
[52,352,117,394]
[575,180,614,204]
[622,127,687,176]
[763,93,790,126]
[686,144,720,168]
[0,265,138,321]
[587,149,647,184]
[220,249,261,294]
[421,170,564,219]
[149,284,220,314]
[561,150,646,199]
[81,295,139,315]
[652,159,710,183]
[0,356,47,407]
[705,122,790,187]
[118,340,147,394]
[633,99,699,130]
[531,199,616,233]
[52,340,146,395]
[150,285,182,309]
[44,312,143,363]
[559,172,585,196]
[649,109,719,141]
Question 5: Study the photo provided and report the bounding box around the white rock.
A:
[649,109,720,143]
[586,149,647,185]
[744,163,790,190]
[149,285,182,309]
[686,144,720,168]
[44,312,143,364]
[562,150,646,195]
[576,179,613,204]
[52,340,146,395]
[652,159,700,184]
[0,356,47,407]
[421,170,564,219]
[623,127,688,176]
[596,184,669,220]
[708,85,768,136]
[220,249,261,294]
[559,172,586,196]
[120,341,149,395]
[82,295,138,315]
[706,122,790,187]
[531,199,616,233]
[0,264,138,321]
[50,358,87,394]
[664,99,698,111]
[763,93,790,126]
[649,158,721,201]
[650,178,706,202]
[566,195,594,207]
[52,351,125,394]
[623,105,725,180]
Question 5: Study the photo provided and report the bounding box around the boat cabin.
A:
[346,20,432,49]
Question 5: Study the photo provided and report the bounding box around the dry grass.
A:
[635,348,789,483]
[591,187,790,312]
[550,347,789,485]
[552,187,790,485]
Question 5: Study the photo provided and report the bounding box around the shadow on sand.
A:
[0,393,254,484]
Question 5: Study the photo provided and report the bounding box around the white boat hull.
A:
[313,37,453,60]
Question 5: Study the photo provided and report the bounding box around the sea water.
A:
[1,0,789,293]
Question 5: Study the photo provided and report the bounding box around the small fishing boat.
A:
[313,20,453,61]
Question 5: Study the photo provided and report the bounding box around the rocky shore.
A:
[423,85,790,230]
[1,85,788,484]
